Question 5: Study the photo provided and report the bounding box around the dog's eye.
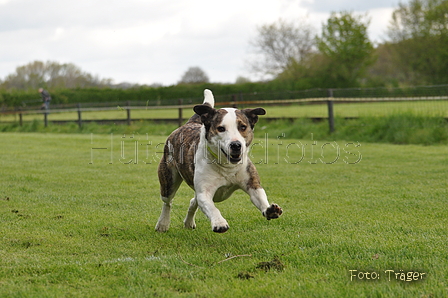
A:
[217,126,226,133]
[240,125,247,131]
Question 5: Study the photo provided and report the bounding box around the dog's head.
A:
[194,103,265,164]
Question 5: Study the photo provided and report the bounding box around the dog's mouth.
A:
[221,148,242,164]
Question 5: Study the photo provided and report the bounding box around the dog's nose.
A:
[229,141,242,152]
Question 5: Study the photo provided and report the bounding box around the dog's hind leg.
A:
[155,159,183,232]
[183,197,198,229]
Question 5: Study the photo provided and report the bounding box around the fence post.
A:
[44,111,48,127]
[231,94,237,108]
[178,98,183,127]
[18,108,23,126]
[77,103,82,128]
[126,101,131,126]
[327,89,335,133]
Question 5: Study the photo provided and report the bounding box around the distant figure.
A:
[39,88,51,111]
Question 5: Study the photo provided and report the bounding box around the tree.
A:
[387,0,448,84]
[316,11,375,87]
[235,76,251,84]
[178,67,210,84]
[365,43,402,87]
[247,18,316,78]
[1,61,113,90]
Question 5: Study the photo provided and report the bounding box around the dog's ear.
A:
[194,104,216,127]
[242,108,266,128]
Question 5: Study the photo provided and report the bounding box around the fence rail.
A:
[1,95,447,132]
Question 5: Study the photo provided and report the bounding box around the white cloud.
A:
[0,0,407,86]
[302,0,408,12]
[368,7,395,43]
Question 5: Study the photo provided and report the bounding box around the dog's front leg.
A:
[247,187,283,220]
[244,162,283,220]
[196,191,229,233]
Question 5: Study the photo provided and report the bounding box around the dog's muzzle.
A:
[225,141,242,164]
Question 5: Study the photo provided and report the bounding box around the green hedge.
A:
[0,82,275,108]
[1,83,447,108]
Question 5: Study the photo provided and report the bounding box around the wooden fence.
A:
[1,96,447,133]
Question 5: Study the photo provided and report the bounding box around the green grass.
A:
[266,100,448,118]
[256,114,448,145]
[1,100,447,123]
[1,132,447,297]
[3,111,447,145]
[0,108,189,123]
[1,100,447,146]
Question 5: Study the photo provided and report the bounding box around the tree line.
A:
[249,0,448,88]
[1,61,113,90]
[0,0,446,108]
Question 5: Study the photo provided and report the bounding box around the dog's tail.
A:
[203,89,215,108]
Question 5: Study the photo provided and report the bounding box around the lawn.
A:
[1,132,447,297]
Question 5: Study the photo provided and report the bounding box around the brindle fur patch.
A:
[241,108,266,129]
[246,162,261,190]
[204,109,229,141]
[235,110,254,146]
[158,115,202,190]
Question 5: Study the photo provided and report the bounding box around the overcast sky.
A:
[0,0,408,86]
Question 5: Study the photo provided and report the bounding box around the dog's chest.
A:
[212,184,240,202]
[196,161,249,192]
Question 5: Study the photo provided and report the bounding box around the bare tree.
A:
[247,18,316,78]
[178,67,210,84]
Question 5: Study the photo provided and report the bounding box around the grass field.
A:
[1,100,447,123]
[1,113,447,145]
[1,132,447,297]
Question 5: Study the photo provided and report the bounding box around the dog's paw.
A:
[184,219,196,230]
[213,224,229,233]
[211,218,229,233]
[263,204,283,220]
[155,224,169,233]
[155,220,170,233]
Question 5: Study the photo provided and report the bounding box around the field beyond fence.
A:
[1,86,447,145]
[1,90,447,130]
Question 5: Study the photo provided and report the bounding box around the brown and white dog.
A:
[155,89,282,233]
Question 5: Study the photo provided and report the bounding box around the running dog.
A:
[155,89,282,233]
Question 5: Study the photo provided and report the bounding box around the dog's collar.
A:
[207,145,219,160]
